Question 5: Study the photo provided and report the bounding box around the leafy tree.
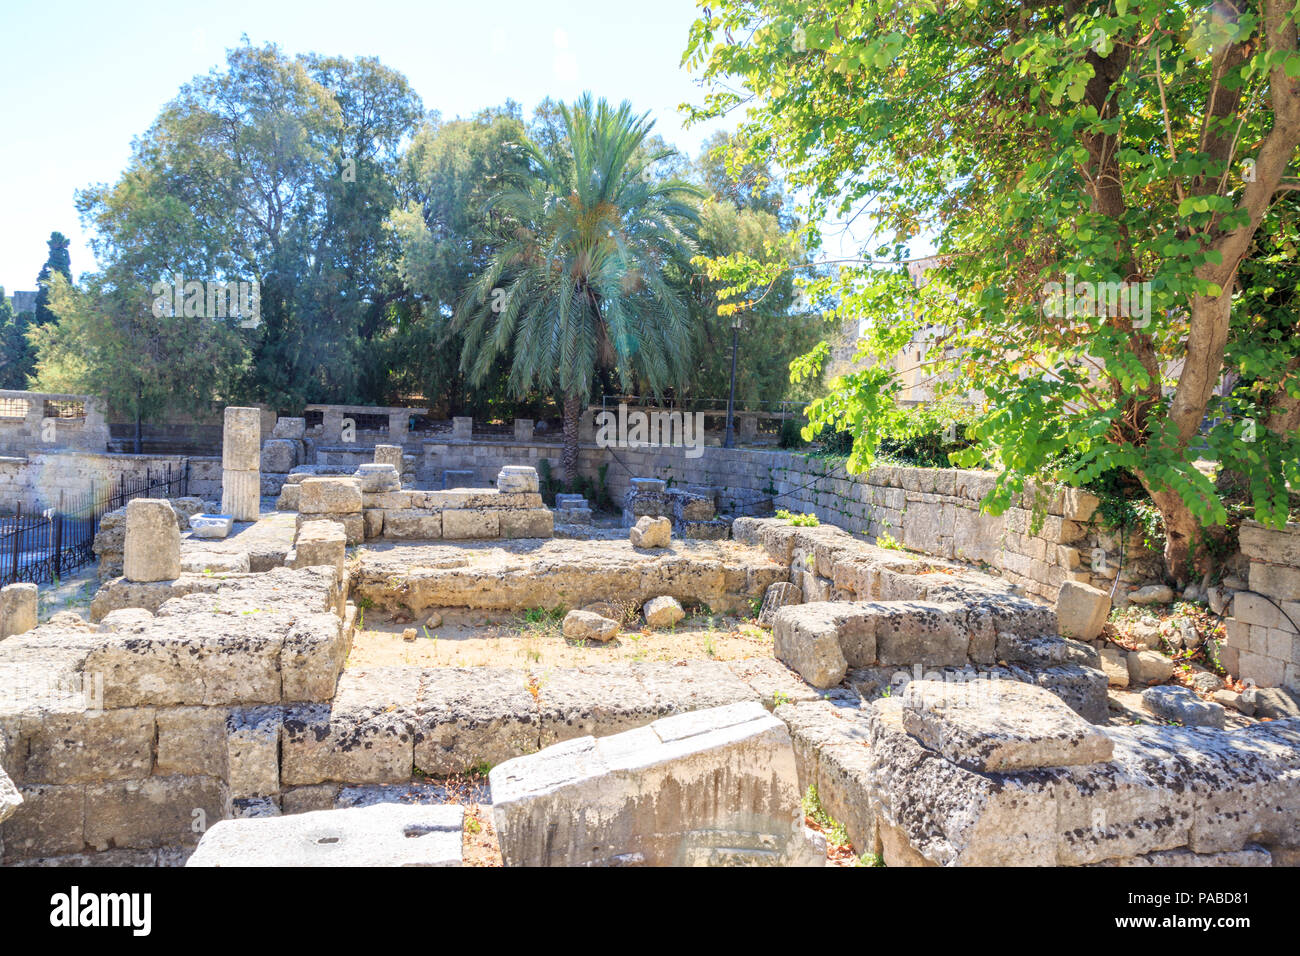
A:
[683,199,826,409]
[454,95,703,482]
[0,289,34,390]
[389,105,532,415]
[685,0,1300,580]
[31,272,246,451]
[73,43,422,411]
[33,231,72,327]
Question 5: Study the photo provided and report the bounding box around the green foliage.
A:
[778,418,808,449]
[684,0,1300,576]
[775,508,819,526]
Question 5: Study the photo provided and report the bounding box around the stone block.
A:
[630,515,671,549]
[186,802,463,866]
[289,520,347,575]
[373,444,404,471]
[188,513,233,539]
[221,468,260,522]
[295,512,363,546]
[0,583,38,639]
[772,604,850,689]
[899,679,1113,772]
[155,707,229,777]
[499,508,553,539]
[353,463,400,494]
[123,498,181,582]
[226,707,282,799]
[382,510,441,540]
[490,702,820,867]
[643,595,685,628]
[442,508,499,540]
[562,609,620,643]
[298,477,363,515]
[276,483,301,512]
[84,775,228,850]
[1056,580,1110,641]
[271,417,306,440]
[1141,685,1226,729]
[260,439,298,474]
[1127,649,1175,684]
[757,581,802,626]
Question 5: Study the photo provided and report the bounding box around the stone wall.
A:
[0,390,110,457]
[1223,521,1300,691]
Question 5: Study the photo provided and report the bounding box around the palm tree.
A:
[454,95,702,484]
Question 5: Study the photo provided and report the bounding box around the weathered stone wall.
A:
[0,566,352,863]
[0,452,192,511]
[0,390,110,458]
[1223,521,1300,691]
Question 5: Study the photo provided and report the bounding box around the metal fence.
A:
[0,464,187,587]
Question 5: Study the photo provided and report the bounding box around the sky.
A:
[0,0,732,294]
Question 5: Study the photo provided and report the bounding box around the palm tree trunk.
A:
[562,394,581,487]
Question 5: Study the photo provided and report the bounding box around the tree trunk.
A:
[1140,483,1201,587]
[562,394,581,487]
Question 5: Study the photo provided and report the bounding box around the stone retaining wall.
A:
[1224,521,1300,691]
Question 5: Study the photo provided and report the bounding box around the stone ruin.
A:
[623,477,730,539]
[1,431,1298,867]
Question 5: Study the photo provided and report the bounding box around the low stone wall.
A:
[1223,521,1300,691]
[0,566,352,863]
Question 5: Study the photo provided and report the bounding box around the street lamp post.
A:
[723,315,742,448]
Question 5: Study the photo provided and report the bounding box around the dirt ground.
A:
[346,609,774,669]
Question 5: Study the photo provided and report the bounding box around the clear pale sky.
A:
[0,0,730,293]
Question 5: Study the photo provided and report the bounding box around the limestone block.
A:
[188,513,233,539]
[1099,646,1130,688]
[354,463,400,494]
[186,802,463,866]
[499,508,553,539]
[84,775,229,851]
[758,581,802,626]
[1141,685,1226,729]
[123,498,181,582]
[260,439,298,474]
[373,444,404,471]
[630,515,671,549]
[0,766,20,827]
[276,483,301,512]
[289,520,347,575]
[0,583,38,639]
[899,679,1113,772]
[1128,649,1175,684]
[363,508,384,539]
[298,477,363,515]
[3,784,85,860]
[442,508,500,540]
[221,406,262,471]
[226,707,282,799]
[490,701,821,867]
[156,707,229,777]
[382,509,441,540]
[452,416,472,439]
[562,609,620,643]
[271,417,306,440]
[1130,584,1175,605]
[1056,580,1111,641]
[643,596,685,628]
[772,604,850,688]
[295,512,363,546]
[19,707,156,784]
[180,551,250,574]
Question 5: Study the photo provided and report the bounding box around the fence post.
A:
[11,502,22,584]
[51,492,63,581]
